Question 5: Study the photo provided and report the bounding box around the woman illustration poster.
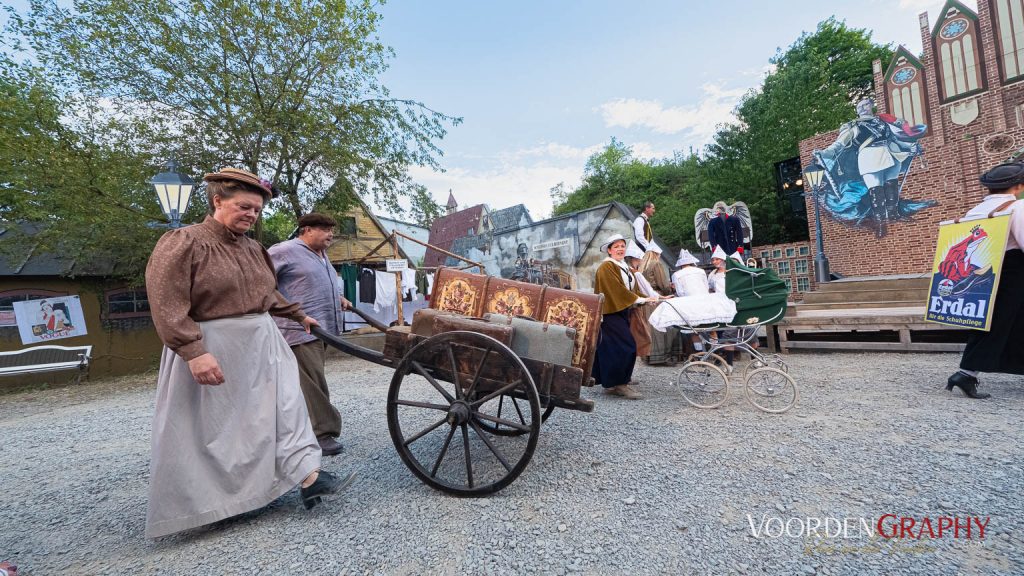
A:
[38,300,71,334]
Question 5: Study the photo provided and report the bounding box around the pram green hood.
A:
[724,259,789,326]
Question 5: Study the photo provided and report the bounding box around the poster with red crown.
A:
[925,215,1011,331]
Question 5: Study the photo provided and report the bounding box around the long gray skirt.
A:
[145,313,321,538]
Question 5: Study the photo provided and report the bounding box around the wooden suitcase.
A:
[482,313,576,367]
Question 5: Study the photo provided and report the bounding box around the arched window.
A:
[0,289,67,327]
[992,0,1024,83]
[932,2,985,102]
[885,47,930,129]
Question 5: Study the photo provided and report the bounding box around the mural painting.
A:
[447,203,655,292]
[812,97,935,237]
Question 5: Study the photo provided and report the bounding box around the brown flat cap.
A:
[203,167,277,199]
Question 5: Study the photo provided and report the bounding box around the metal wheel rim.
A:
[676,361,729,409]
[743,367,799,413]
[743,355,788,381]
[386,331,540,496]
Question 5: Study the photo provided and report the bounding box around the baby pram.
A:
[649,259,797,413]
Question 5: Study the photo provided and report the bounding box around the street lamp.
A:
[802,162,831,284]
[150,159,196,228]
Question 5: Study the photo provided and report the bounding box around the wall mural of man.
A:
[813,98,936,237]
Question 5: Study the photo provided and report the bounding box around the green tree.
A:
[8,0,459,218]
[0,58,164,283]
[554,18,892,249]
[407,185,444,228]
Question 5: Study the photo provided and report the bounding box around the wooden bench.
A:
[0,345,93,384]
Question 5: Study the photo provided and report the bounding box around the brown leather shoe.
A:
[604,385,641,399]
[317,436,344,456]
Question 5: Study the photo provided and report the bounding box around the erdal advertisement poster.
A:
[13,295,88,344]
[925,215,1010,331]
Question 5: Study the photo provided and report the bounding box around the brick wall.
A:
[751,240,816,301]
[799,0,1024,278]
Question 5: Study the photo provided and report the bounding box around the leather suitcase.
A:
[433,315,515,348]
[410,308,459,337]
[482,313,576,366]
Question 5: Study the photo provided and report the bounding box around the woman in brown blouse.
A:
[144,168,353,538]
[592,233,653,399]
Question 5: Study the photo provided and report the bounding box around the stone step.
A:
[801,287,930,304]
[817,278,931,292]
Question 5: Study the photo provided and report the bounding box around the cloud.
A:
[383,140,676,221]
[503,142,604,162]
[597,83,747,140]
[897,0,975,11]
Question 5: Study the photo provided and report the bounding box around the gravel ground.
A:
[1,351,1022,575]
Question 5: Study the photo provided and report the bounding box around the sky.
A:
[372,0,977,221]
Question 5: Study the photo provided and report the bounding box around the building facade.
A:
[799,0,1024,277]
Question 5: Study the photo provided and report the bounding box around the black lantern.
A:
[150,159,196,228]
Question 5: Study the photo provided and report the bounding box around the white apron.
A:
[145,313,320,538]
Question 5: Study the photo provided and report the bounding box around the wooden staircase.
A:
[773,273,968,353]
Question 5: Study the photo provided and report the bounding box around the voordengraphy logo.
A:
[748,514,991,540]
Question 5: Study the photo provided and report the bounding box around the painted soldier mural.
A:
[813,98,936,237]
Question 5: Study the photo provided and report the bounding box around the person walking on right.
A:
[947,161,1024,399]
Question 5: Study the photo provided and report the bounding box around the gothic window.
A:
[884,47,929,128]
[932,2,985,102]
[993,0,1024,82]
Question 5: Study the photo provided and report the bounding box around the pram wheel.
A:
[742,355,788,381]
[687,352,731,374]
[744,367,798,413]
[676,361,729,409]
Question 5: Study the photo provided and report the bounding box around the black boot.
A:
[869,186,887,237]
[946,371,991,399]
[301,470,356,509]
[885,180,902,220]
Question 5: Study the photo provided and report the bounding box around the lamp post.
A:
[150,159,196,228]
[802,162,831,284]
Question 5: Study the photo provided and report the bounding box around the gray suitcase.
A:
[482,313,576,367]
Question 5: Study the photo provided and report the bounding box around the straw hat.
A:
[599,233,628,253]
[203,167,277,199]
[675,249,698,267]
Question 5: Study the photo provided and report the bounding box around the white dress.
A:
[671,266,709,297]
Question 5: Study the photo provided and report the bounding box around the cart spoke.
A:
[394,399,449,411]
[511,396,526,426]
[464,346,492,400]
[469,420,513,472]
[473,411,531,432]
[471,379,522,407]
[447,343,462,400]
[411,360,455,404]
[430,424,458,476]
[461,423,474,488]
[403,416,448,447]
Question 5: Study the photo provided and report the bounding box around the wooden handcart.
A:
[314,267,604,496]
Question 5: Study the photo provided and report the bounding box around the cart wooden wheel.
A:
[386,331,541,496]
[676,361,729,409]
[474,396,556,436]
[744,367,798,413]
